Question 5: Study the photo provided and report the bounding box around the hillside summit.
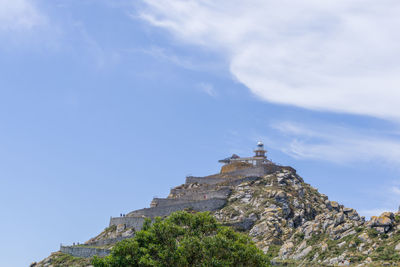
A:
[35,142,400,266]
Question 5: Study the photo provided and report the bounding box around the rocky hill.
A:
[33,152,400,267]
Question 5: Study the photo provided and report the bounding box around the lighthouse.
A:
[218,141,268,167]
[254,141,267,166]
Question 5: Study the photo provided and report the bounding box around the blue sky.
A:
[1,1,400,266]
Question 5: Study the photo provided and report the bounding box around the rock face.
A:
[213,168,400,266]
[35,163,400,266]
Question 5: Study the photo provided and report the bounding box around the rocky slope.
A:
[214,168,400,266]
[34,164,400,267]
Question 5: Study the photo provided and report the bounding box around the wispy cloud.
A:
[0,0,46,31]
[139,0,400,120]
[268,121,400,165]
[73,22,121,69]
[140,46,200,70]
[198,83,217,97]
[390,186,400,196]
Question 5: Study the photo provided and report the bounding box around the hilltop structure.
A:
[219,141,268,166]
[34,142,400,267]
[45,142,287,259]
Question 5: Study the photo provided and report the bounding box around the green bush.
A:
[265,245,280,259]
[367,228,379,238]
[355,227,363,233]
[294,232,305,241]
[92,211,270,267]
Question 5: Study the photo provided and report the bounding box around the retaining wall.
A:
[168,187,232,201]
[185,176,233,185]
[151,198,199,207]
[60,246,110,258]
[186,176,260,186]
[85,234,135,247]
[224,165,281,177]
[170,183,221,194]
[127,198,227,218]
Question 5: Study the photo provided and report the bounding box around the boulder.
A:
[330,201,340,211]
[334,212,345,226]
[369,212,393,227]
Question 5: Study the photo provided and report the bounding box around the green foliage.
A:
[395,215,400,223]
[306,246,319,261]
[326,239,344,257]
[355,227,363,233]
[265,245,280,259]
[367,228,379,238]
[354,237,362,246]
[306,233,326,246]
[371,246,400,261]
[92,211,270,267]
[349,254,367,263]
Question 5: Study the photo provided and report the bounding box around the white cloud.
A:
[0,0,45,31]
[139,0,400,120]
[269,121,400,164]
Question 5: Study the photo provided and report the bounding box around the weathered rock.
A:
[292,246,312,260]
[331,201,340,211]
[358,233,370,243]
[334,212,345,226]
[369,212,393,227]
[338,241,346,248]
[116,224,126,233]
[279,241,294,259]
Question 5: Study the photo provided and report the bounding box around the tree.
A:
[92,211,270,267]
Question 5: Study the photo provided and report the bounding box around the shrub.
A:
[367,228,379,238]
[92,211,270,267]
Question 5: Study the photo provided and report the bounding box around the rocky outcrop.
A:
[36,163,400,266]
[213,168,400,266]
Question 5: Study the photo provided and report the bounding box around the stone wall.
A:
[109,216,146,230]
[169,187,232,201]
[185,176,233,185]
[170,183,221,195]
[127,198,227,218]
[60,246,110,258]
[185,165,282,185]
[185,176,260,186]
[224,165,280,177]
[85,234,135,247]
[151,198,199,207]
[222,176,261,186]
[220,162,253,174]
